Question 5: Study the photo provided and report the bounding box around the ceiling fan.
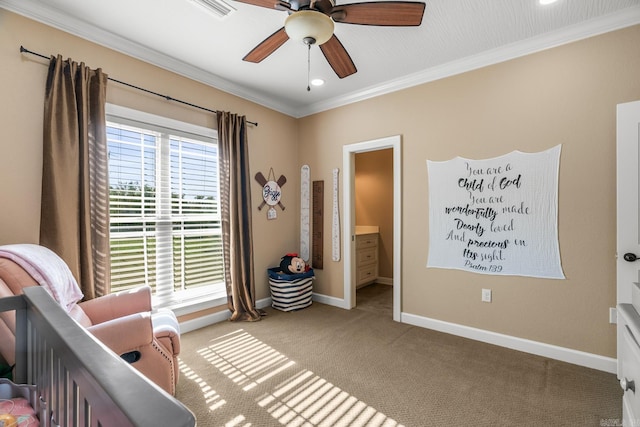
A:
[236,0,426,79]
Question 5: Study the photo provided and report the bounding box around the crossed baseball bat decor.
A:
[255,169,287,213]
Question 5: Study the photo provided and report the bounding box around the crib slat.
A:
[1,287,195,427]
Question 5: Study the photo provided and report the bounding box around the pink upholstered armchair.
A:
[0,249,181,396]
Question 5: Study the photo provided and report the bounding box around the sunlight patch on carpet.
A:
[197,329,297,391]
[225,414,249,427]
[178,359,227,412]
[197,329,403,427]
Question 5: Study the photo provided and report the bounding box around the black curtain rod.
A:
[20,46,258,127]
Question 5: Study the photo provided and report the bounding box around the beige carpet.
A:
[175,284,622,426]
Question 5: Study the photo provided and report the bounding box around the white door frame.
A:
[343,135,402,321]
[617,100,640,306]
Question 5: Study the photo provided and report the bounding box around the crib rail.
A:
[2,286,196,427]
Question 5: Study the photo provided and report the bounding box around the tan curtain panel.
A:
[40,55,110,300]
[217,112,262,322]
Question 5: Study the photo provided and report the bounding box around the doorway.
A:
[354,149,393,315]
[343,135,402,321]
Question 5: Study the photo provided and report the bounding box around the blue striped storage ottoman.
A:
[267,267,314,311]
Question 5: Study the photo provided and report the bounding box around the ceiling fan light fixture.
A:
[285,10,335,45]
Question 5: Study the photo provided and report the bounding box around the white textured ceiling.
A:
[3,0,640,117]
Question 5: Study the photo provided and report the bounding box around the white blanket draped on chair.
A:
[0,244,83,312]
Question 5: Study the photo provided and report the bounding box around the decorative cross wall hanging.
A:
[255,168,287,220]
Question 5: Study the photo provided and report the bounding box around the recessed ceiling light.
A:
[311,78,325,86]
[539,0,558,5]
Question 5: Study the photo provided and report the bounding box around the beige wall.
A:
[355,149,393,279]
[2,8,640,358]
[299,24,640,358]
[0,10,300,301]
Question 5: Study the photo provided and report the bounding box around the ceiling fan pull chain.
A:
[307,43,311,92]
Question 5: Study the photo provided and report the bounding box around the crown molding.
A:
[4,1,640,119]
[296,5,640,117]
[1,0,296,117]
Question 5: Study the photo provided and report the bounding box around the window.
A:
[106,105,224,308]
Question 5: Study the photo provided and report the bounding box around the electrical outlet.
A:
[610,307,617,324]
[481,288,492,303]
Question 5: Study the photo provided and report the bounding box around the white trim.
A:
[176,293,346,334]
[343,135,402,321]
[106,104,216,139]
[179,298,616,374]
[178,296,272,333]
[170,295,227,317]
[178,295,340,334]
[312,292,348,309]
[375,277,393,286]
[256,296,272,310]
[5,0,640,118]
[297,6,640,117]
[179,309,230,334]
[401,312,617,374]
[616,100,640,305]
[3,0,294,117]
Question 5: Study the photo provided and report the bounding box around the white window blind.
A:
[106,105,224,307]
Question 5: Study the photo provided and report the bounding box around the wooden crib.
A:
[0,286,196,427]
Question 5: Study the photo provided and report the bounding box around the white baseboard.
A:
[312,292,348,309]
[179,295,615,374]
[256,296,272,310]
[376,277,393,286]
[401,312,617,374]
[179,296,273,333]
[179,310,230,334]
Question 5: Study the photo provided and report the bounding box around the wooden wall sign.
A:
[312,180,324,269]
[332,168,340,262]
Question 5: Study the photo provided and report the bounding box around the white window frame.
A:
[106,104,227,315]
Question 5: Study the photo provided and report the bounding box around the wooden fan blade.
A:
[320,35,357,79]
[243,27,289,63]
[313,0,334,14]
[332,1,425,26]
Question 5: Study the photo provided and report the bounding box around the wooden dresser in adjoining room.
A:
[355,226,379,288]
